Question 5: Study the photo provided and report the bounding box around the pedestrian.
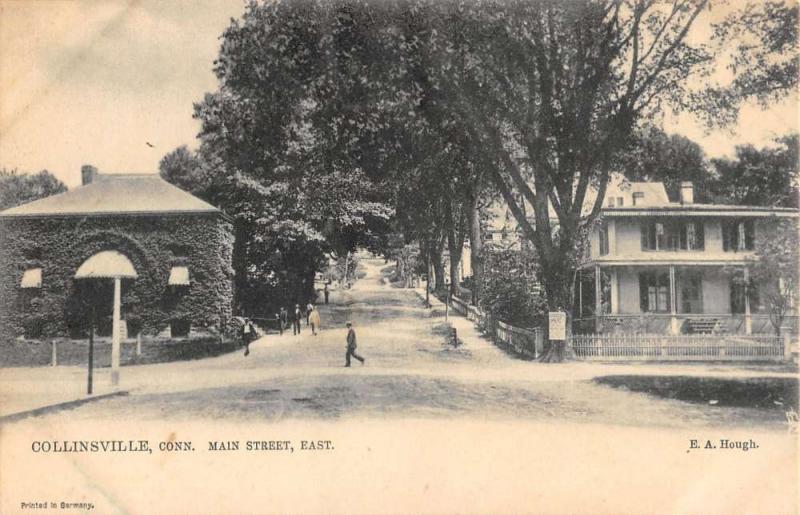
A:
[275,313,283,335]
[309,305,321,336]
[306,302,313,325]
[324,283,329,304]
[293,304,302,335]
[344,321,364,367]
[279,307,288,334]
[242,318,254,356]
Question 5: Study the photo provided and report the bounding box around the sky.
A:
[0,0,797,189]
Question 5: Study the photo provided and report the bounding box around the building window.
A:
[722,219,755,251]
[641,220,704,251]
[598,223,609,256]
[639,271,670,312]
[632,192,645,206]
[730,272,760,314]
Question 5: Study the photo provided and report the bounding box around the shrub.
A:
[477,247,547,328]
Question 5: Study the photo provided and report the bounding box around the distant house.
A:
[0,166,234,340]
[576,181,799,335]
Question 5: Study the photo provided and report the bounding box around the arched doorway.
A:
[75,250,138,386]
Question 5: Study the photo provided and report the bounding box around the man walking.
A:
[292,304,302,335]
[309,305,321,336]
[344,321,365,367]
[306,302,313,325]
[279,307,288,334]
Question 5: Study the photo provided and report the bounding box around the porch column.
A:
[744,267,752,335]
[578,270,583,318]
[595,265,602,332]
[610,269,619,314]
[111,277,121,386]
[669,266,678,335]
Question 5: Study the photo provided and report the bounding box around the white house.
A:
[575,181,798,335]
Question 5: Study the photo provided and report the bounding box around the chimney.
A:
[680,181,694,204]
[81,165,98,185]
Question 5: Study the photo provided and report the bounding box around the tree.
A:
[709,134,798,207]
[158,145,210,195]
[0,168,67,211]
[697,1,798,127]
[617,126,710,202]
[400,0,718,360]
[744,218,799,336]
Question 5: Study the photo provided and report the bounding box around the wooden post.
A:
[784,333,792,362]
[136,332,142,358]
[50,340,57,367]
[111,277,121,386]
[744,267,752,335]
[669,266,678,335]
[594,265,601,332]
[88,306,94,395]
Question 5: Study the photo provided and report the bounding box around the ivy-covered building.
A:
[0,167,234,340]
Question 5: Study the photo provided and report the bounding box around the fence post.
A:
[784,333,792,362]
[136,333,142,358]
[50,340,57,367]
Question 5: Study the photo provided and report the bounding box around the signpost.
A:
[548,311,567,341]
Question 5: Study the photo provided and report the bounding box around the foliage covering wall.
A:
[0,214,234,339]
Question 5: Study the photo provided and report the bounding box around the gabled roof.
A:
[0,174,223,218]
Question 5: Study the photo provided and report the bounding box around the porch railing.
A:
[573,314,799,335]
[571,333,788,361]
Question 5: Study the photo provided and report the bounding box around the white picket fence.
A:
[571,334,788,361]
[449,294,791,362]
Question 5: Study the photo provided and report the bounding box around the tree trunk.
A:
[468,193,483,305]
[447,228,463,297]
[538,257,576,363]
[431,240,445,292]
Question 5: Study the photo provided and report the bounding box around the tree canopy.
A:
[0,168,67,211]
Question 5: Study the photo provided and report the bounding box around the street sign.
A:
[548,311,567,340]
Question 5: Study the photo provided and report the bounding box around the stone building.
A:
[0,166,234,341]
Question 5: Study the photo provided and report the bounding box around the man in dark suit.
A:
[292,304,302,335]
[344,321,365,367]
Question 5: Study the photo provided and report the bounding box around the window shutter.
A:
[722,221,731,251]
[640,223,648,250]
[696,222,705,250]
[744,221,755,250]
[639,273,649,312]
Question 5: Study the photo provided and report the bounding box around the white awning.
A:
[168,266,190,286]
[75,250,138,279]
[20,268,42,288]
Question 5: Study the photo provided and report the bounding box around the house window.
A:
[641,220,704,251]
[598,223,609,256]
[639,271,670,312]
[632,192,645,206]
[722,219,755,251]
[730,272,760,314]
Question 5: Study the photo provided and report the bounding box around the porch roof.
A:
[601,204,798,218]
[579,258,750,268]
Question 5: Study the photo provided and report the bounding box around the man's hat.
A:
[346,321,352,326]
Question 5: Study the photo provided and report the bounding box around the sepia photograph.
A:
[0,0,797,513]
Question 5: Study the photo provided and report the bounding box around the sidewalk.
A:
[413,287,798,381]
[0,366,126,420]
